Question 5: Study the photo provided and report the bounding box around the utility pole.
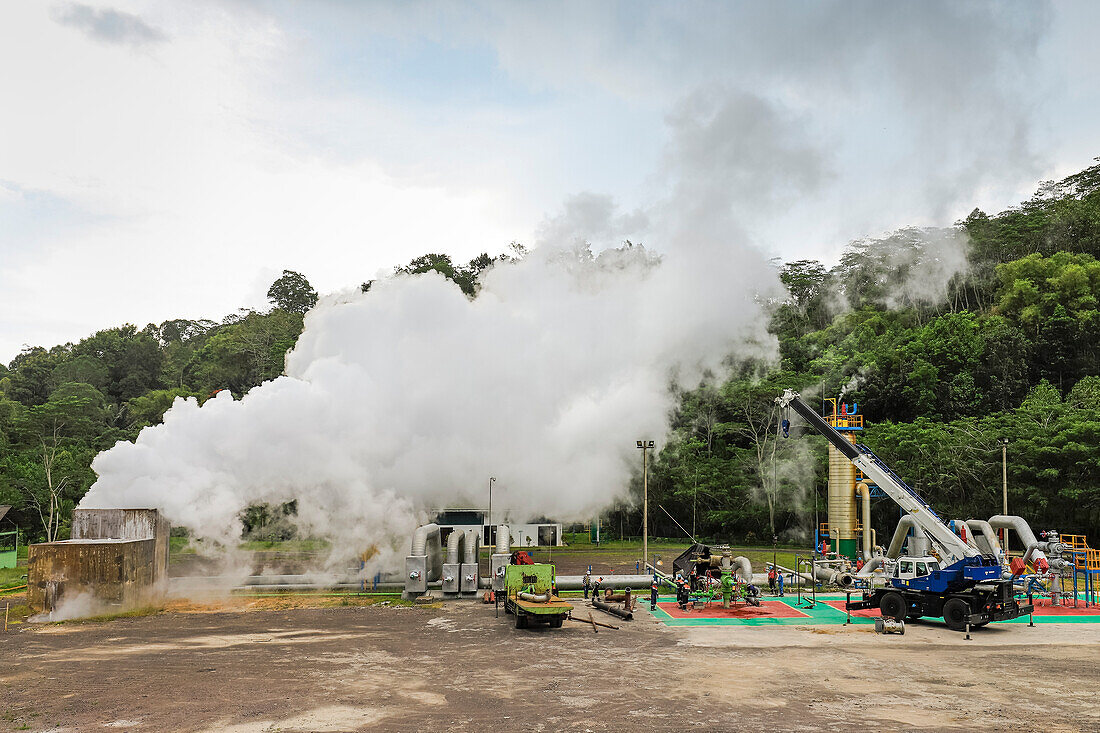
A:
[637,440,654,571]
[1000,437,1009,554]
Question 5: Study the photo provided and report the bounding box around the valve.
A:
[409,570,421,580]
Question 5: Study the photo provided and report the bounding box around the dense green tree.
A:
[267,270,319,314]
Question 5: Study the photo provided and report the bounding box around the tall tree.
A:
[267,270,319,314]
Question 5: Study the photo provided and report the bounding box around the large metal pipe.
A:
[886,515,923,558]
[989,515,1048,569]
[855,556,884,578]
[592,596,633,620]
[856,482,873,560]
[445,529,465,564]
[462,529,480,564]
[732,556,753,582]
[555,574,651,590]
[966,519,1003,558]
[813,565,854,588]
[411,523,441,556]
[517,591,550,603]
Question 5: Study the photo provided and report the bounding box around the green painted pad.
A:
[649,593,1100,627]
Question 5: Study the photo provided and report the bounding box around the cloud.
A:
[50,3,166,47]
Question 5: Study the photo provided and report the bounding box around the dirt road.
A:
[2,599,1098,732]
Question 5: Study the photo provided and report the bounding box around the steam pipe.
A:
[989,515,1048,570]
[554,574,650,590]
[856,482,873,560]
[732,556,753,582]
[886,516,922,558]
[855,556,884,577]
[966,519,1003,558]
[462,529,481,564]
[517,591,550,603]
[411,523,440,556]
[813,565,854,588]
[445,529,465,564]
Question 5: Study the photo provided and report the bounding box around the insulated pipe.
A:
[966,520,1003,558]
[886,516,922,558]
[856,482,873,560]
[496,524,511,554]
[732,556,753,582]
[989,515,1048,569]
[517,591,550,603]
[462,529,481,564]
[813,565,854,588]
[949,519,983,552]
[445,529,465,564]
[855,556,884,577]
[554,574,651,590]
[766,563,815,586]
[411,523,440,556]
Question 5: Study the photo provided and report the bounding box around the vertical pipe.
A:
[643,445,648,571]
[856,482,873,560]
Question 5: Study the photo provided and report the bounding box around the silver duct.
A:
[886,516,927,558]
[989,515,1048,568]
[856,482,874,560]
[966,519,1004,558]
[460,529,481,594]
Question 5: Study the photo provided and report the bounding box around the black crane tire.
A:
[942,598,971,632]
[879,591,907,620]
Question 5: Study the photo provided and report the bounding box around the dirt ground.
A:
[3,592,1100,733]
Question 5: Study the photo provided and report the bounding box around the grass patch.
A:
[3,604,34,625]
[83,605,163,622]
[0,566,28,590]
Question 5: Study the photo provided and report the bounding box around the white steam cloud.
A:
[82,237,781,569]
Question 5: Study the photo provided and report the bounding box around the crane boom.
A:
[778,389,977,563]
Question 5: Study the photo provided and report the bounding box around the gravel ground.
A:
[3,595,1099,732]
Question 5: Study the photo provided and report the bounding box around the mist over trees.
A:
[2,161,1100,546]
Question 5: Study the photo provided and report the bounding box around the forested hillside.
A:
[2,163,1099,546]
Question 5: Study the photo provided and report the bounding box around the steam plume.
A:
[82,237,781,569]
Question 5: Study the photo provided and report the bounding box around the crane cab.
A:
[893,556,942,580]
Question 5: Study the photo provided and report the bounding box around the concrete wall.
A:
[28,538,158,612]
[71,509,169,581]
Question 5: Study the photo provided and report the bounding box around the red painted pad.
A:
[657,600,809,619]
[1029,602,1100,616]
[823,600,880,618]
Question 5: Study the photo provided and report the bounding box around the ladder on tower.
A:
[1061,534,1099,607]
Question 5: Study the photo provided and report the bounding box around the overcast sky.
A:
[2,1,1098,363]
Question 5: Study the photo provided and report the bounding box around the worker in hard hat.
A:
[650,575,659,610]
[582,571,591,599]
[592,577,602,600]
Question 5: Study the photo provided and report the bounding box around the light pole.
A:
[1000,437,1009,554]
[637,440,654,571]
[488,476,496,548]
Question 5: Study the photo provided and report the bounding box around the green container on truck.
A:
[503,563,572,629]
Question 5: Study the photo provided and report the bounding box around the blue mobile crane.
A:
[778,390,1033,631]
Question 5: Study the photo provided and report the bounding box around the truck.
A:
[778,390,1033,632]
[502,563,573,629]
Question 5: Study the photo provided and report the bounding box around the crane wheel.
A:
[942,598,971,632]
[879,591,906,620]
